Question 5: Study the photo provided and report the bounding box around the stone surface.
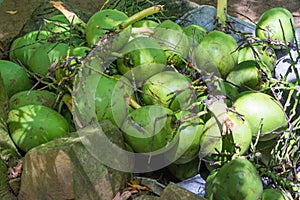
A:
[159,182,206,200]
[136,176,166,196]
[275,49,300,83]
[177,174,206,197]
[176,5,256,45]
[18,120,129,200]
[273,27,300,83]
[134,195,160,200]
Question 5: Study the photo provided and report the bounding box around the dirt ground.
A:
[0,0,299,43]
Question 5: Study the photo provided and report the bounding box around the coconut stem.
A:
[129,98,141,109]
[118,5,164,31]
[216,0,227,27]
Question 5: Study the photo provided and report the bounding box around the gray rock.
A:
[274,28,300,83]
[275,48,300,83]
[134,195,160,200]
[177,174,206,197]
[176,5,256,45]
[176,5,217,32]
[138,176,166,196]
[159,182,206,200]
[18,120,129,200]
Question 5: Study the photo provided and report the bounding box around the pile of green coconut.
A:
[0,1,299,199]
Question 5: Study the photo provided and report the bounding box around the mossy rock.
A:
[18,120,129,200]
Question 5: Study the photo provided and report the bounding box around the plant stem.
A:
[117,5,164,31]
[216,0,227,27]
[129,98,141,109]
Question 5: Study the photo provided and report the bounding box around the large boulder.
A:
[18,120,129,200]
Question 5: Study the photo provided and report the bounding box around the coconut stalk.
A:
[117,5,164,31]
[51,1,163,34]
[216,0,227,28]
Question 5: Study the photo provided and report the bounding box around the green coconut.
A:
[183,24,207,66]
[223,82,239,106]
[43,13,85,47]
[76,73,131,127]
[261,189,288,200]
[27,44,51,75]
[205,157,263,200]
[238,43,277,72]
[183,24,207,45]
[8,105,69,152]
[117,36,167,83]
[234,92,287,141]
[44,13,85,46]
[71,46,90,57]
[132,19,159,29]
[43,14,70,33]
[205,169,218,198]
[256,7,296,44]
[28,42,71,75]
[153,20,189,66]
[85,9,132,50]
[199,112,252,166]
[226,60,264,91]
[168,157,199,181]
[0,60,32,97]
[173,112,205,164]
[141,70,195,112]
[9,30,51,66]
[95,75,118,124]
[131,19,159,38]
[194,30,238,78]
[121,105,176,153]
[9,90,56,109]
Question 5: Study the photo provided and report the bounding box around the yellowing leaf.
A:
[5,10,17,15]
